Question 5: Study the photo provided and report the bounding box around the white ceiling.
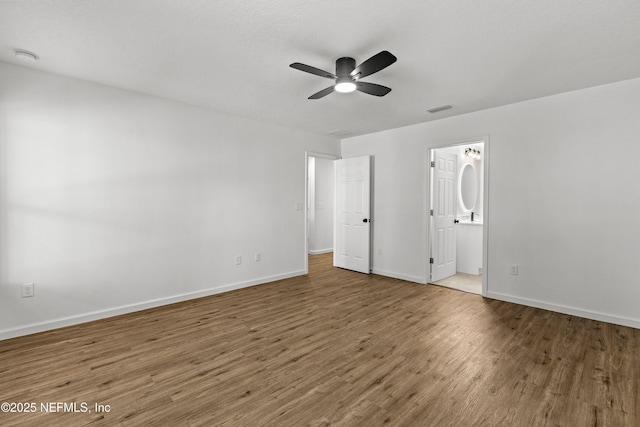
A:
[1,0,640,138]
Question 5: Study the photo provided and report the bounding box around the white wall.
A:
[342,77,640,329]
[308,157,334,254]
[0,61,339,339]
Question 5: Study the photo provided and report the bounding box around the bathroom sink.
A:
[458,219,483,225]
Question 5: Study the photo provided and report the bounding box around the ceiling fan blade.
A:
[351,51,397,79]
[308,86,335,99]
[356,82,391,97]
[290,63,337,79]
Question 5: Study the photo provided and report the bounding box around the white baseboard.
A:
[486,291,640,330]
[0,270,306,341]
[372,269,425,284]
[309,248,333,255]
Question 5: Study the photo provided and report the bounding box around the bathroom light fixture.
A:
[14,49,39,62]
[465,147,481,160]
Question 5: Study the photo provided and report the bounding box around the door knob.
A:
[363,218,369,223]
[454,219,459,224]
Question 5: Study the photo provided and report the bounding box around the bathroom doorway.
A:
[428,139,488,295]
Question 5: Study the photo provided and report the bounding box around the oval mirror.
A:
[459,163,477,211]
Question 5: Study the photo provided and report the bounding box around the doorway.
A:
[428,139,488,296]
[304,152,339,274]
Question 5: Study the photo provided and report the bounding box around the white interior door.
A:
[431,150,457,281]
[334,156,371,274]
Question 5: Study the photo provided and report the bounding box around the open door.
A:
[334,156,371,274]
[431,149,457,281]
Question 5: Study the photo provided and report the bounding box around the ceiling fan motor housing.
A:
[336,57,356,78]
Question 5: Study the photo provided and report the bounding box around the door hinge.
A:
[430,161,435,167]
[430,209,434,216]
[429,257,434,264]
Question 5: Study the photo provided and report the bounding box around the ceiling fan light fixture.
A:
[335,79,356,93]
[290,51,396,99]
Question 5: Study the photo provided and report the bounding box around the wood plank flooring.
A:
[0,253,638,426]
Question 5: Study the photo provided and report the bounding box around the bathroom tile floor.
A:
[431,272,482,295]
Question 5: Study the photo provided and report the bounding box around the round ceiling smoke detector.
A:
[14,49,39,62]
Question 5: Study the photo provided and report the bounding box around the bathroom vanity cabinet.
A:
[456,222,483,275]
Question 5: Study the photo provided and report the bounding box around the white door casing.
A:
[431,150,457,281]
[334,156,371,274]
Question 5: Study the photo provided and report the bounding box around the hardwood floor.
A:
[0,253,638,426]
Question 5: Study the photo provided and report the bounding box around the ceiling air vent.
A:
[327,129,353,138]
[426,104,454,114]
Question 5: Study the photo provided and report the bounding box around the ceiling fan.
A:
[290,51,397,99]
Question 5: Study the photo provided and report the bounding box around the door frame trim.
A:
[304,151,340,274]
[425,136,490,296]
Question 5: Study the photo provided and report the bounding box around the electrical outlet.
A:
[510,264,519,275]
[235,256,242,265]
[21,283,35,298]
[255,253,261,262]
